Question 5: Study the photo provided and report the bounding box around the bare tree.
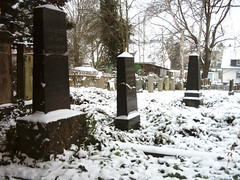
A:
[65,0,101,67]
[146,0,237,78]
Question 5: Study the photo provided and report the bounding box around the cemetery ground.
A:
[0,87,240,179]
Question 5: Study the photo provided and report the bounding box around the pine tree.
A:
[100,0,123,70]
[0,0,68,42]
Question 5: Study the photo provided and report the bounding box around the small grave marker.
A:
[164,76,169,90]
[158,78,163,91]
[229,79,234,95]
[148,74,154,93]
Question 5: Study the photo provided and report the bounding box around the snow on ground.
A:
[0,87,240,179]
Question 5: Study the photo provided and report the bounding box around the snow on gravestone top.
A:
[36,4,63,12]
[18,109,84,124]
[118,52,133,58]
[190,52,199,57]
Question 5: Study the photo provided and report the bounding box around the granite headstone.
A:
[17,5,86,160]
[115,52,140,130]
[183,54,203,107]
[33,5,69,113]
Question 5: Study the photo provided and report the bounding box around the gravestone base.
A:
[115,111,140,131]
[228,91,234,96]
[17,110,86,160]
[183,91,203,108]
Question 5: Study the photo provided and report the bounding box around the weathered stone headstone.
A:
[164,76,169,91]
[17,5,86,160]
[115,52,140,130]
[136,78,143,93]
[0,24,14,105]
[81,77,90,87]
[148,74,154,93]
[169,77,175,91]
[96,75,105,89]
[237,83,240,90]
[17,43,33,100]
[183,54,203,108]
[177,81,184,90]
[107,78,116,91]
[229,79,234,95]
[158,78,163,91]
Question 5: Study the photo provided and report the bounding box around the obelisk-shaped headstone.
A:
[115,52,140,130]
[229,79,234,95]
[186,54,201,91]
[33,5,70,113]
[183,54,203,107]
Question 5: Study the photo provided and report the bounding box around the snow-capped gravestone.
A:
[115,52,140,130]
[183,54,203,108]
[0,24,14,105]
[17,5,86,160]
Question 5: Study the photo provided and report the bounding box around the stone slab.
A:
[117,142,225,160]
[183,97,203,108]
[17,110,86,160]
[115,111,140,131]
[184,91,202,98]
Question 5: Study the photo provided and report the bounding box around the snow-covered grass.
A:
[1,87,240,179]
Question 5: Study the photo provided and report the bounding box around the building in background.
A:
[221,45,240,84]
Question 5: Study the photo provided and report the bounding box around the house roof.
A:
[74,65,98,75]
[134,62,169,70]
[221,45,240,69]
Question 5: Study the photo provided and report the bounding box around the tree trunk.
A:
[179,29,184,80]
[202,49,211,78]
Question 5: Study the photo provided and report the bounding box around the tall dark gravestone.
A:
[183,54,203,108]
[33,5,69,113]
[16,5,86,160]
[0,24,14,105]
[115,52,140,130]
[228,79,234,96]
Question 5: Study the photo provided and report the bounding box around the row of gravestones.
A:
[69,74,180,92]
[0,36,211,107]
[69,74,117,90]
[0,5,202,160]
